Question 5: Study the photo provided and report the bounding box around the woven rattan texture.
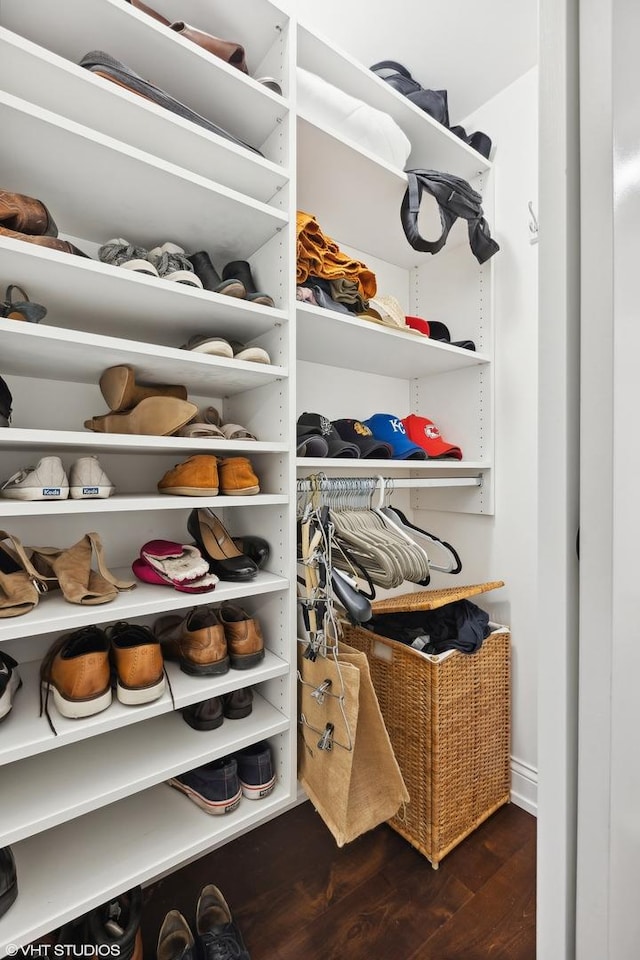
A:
[342,625,511,866]
[370,581,505,615]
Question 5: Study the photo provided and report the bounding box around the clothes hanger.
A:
[380,503,463,574]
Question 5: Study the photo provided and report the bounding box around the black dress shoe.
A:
[0,846,17,919]
[182,696,224,730]
[187,251,246,298]
[232,535,270,569]
[187,509,258,582]
[221,260,275,307]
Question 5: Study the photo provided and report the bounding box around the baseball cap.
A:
[296,428,330,457]
[405,316,451,341]
[332,419,393,459]
[402,415,463,460]
[297,413,360,458]
[363,414,428,460]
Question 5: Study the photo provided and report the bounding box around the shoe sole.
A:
[42,682,112,719]
[229,650,265,670]
[239,774,276,800]
[179,656,230,677]
[0,671,22,722]
[224,704,253,720]
[167,778,242,815]
[221,486,260,496]
[85,397,197,436]
[159,486,220,496]
[116,675,165,705]
[69,485,115,499]
[1,486,69,500]
[182,711,224,730]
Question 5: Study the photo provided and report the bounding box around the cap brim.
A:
[326,439,361,458]
[391,443,429,460]
[421,442,463,460]
[357,439,394,458]
[297,435,330,457]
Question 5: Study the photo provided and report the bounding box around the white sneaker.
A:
[69,456,115,499]
[0,456,69,500]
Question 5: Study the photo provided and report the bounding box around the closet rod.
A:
[297,476,482,492]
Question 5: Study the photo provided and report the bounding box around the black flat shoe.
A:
[187,509,258,582]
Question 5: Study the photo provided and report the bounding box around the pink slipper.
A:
[133,540,219,592]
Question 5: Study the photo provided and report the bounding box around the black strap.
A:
[370,60,414,80]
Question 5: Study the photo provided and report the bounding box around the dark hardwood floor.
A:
[141,800,536,959]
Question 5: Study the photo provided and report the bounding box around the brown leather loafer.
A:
[218,603,265,669]
[158,455,219,496]
[0,190,58,236]
[108,622,165,705]
[155,607,229,675]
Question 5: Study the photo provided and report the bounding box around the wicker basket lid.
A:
[370,580,505,615]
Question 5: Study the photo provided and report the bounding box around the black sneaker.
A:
[196,885,250,960]
[235,741,275,800]
[0,650,22,722]
[0,846,17,919]
[167,758,242,815]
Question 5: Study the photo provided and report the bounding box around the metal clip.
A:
[311,679,332,705]
[317,722,334,751]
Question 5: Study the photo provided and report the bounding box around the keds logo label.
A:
[43,488,61,496]
[83,487,99,495]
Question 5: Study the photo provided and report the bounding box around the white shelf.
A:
[0,570,289,643]
[0,650,288,772]
[297,458,490,473]
[0,237,287,344]
[3,780,294,949]
[0,429,288,456]
[0,494,288,518]
[0,319,287,397]
[0,0,290,152]
[298,23,492,180]
[297,114,469,267]
[0,690,289,842]
[0,92,286,261]
[0,28,289,203]
[296,302,489,377]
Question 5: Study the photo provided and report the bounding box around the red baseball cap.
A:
[402,414,463,460]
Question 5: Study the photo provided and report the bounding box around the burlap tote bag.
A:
[298,641,409,846]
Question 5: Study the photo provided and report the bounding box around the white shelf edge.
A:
[0,494,288,518]
[296,458,491,471]
[0,429,288,455]
[0,570,290,644]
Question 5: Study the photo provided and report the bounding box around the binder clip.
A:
[311,679,332,705]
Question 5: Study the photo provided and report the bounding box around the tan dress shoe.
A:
[155,607,229,675]
[109,622,165,705]
[40,626,112,722]
[218,603,265,669]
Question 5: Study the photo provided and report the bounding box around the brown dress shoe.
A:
[0,190,58,236]
[218,603,265,669]
[0,224,89,257]
[99,365,188,412]
[155,607,229,675]
[40,626,111,722]
[108,622,165,705]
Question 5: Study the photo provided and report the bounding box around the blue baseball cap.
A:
[363,414,428,460]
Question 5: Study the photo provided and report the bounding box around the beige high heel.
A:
[30,532,135,605]
[99,365,188,412]
[0,531,49,618]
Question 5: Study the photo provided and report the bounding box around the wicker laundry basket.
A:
[342,582,511,868]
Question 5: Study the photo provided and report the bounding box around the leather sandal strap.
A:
[0,531,51,587]
[5,284,29,305]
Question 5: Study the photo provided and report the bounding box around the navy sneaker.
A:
[168,758,241,815]
[196,885,250,960]
[0,651,22,722]
[235,741,275,800]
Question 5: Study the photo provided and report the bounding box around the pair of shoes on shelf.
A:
[182,687,253,730]
[158,455,260,496]
[0,189,90,257]
[1,455,114,501]
[85,365,196,437]
[158,885,250,960]
[0,530,132,618]
[133,540,218,593]
[168,740,275,815]
[98,239,202,288]
[188,253,275,307]
[155,602,264,676]
[180,335,271,364]
[0,284,47,323]
[39,622,166,728]
[177,406,258,442]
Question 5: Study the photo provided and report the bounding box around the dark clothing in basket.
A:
[367,599,490,655]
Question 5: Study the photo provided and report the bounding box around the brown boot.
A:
[155,607,229,675]
[0,224,89,257]
[100,365,188,412]
[0,190,58,236]
[84,396,197,436]
[219,603,265,669]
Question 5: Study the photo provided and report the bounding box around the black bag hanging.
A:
[370,61,449,126]
[400,169,500,264]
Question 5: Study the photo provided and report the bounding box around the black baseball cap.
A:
[297,413,360,458]
[332,419,393,459]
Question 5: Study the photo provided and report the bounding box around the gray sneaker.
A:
[69,456,115,499]
[1,456,69,500]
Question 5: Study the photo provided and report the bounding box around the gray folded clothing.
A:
[329,278,368,313]
[80,51,262,156]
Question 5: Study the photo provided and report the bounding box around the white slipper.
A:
[180,336,234,357]
[229,341,271,364]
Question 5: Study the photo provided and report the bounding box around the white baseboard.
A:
[511,757,538,815]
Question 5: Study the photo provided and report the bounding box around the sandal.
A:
[0,285,47,323]
[0,531,49,618]
[29,532,135,605]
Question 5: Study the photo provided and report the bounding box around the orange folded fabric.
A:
[296,211,377,299]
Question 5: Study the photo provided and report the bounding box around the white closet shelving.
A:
[0,0,296,950]
[295,24,494,515]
